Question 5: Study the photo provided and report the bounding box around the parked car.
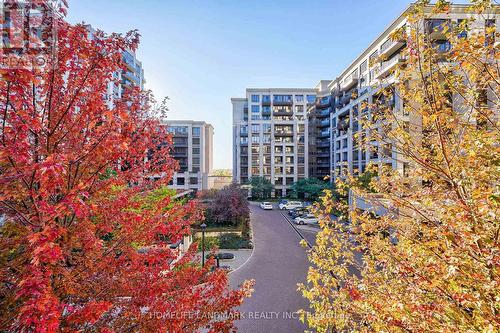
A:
[289,207,308,218]
[294,214,319,225]
[260,202,273,210]
[279,201,302,210]
[278,199,288,205]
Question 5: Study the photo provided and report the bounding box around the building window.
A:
[193,138,200,145]
[190,177,198,185]
[251,124,260,133]
[262,134,271,144]
[295,95,304,102]
[251,105,260,113]
[485,19,496,46]
[262,95,271,103]
[193,157,200,164]
[306,95,316,104]
[240,137,248,144]
[251,94,260,103]
[192,147,200,154]
[251,135,260,144]
[295,105,304,113]
[360,60,368,73]
[251,115,260,120]
[177,178,185,185]
[168,126,188,135]
[273,95,293,103]
[192,127,201,137]
[262,124,271,133]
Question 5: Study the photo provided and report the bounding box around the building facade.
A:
[232,88,316,197]
[232,4,498,197]
[163,120,214,192]
[307,80,333,180]
[326,4,498,182]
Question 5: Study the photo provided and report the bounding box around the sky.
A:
[67,0,420,169]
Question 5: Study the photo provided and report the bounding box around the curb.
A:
[228,213,255,275]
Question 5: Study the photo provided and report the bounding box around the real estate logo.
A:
[0,0,58,71]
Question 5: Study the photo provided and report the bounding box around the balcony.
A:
[340,72,359,91]
[240,130,248,136]
[316,96,331,109]
[375,54,404,79]
[273,96,293,106]
[317,152,330,158]
[172,140,188,147]
[380,37,406,58]
[261,108,271,116]
[319,130,330,138]
[317,140,330,148]
[317,108,331,118]
[262,96,271,106]
[171,150,188,157]
[339,94,352,106]
[318,118,330,128]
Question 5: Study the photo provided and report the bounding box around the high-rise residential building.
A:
[121,49,145,90]
[163,120,214,192]
[307,80,333,180]
[320,4,498,182]
[86,26,145,101]
[232,88,317,197]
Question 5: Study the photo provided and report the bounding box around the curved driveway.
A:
[230,202,316,333]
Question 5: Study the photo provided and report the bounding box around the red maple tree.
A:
[0,3,251,332]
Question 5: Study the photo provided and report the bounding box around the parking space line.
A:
[280,212,313,249]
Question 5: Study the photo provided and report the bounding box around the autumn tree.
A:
[0,2,251,332]
[300,1,499,332]
[204,184,250,227]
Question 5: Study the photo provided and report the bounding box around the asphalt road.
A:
[230,203,317,333]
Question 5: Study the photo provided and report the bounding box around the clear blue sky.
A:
[67,0,417,169]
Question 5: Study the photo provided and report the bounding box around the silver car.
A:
[294,214,319,225]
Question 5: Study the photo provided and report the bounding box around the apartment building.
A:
[322,4,499,181]
[86,25,145,101]
[163,120,214,192]
[232,89,316,197]
[307,80,333,180]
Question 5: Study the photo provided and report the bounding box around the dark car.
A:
[289,207,308,218]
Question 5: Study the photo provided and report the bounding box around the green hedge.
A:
[195,230,252,251]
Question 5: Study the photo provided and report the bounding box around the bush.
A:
[219,233,251,250]
[196,236,219,251]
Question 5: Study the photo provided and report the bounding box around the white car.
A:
[294,214,319,225]
[260,202,273,210]
[279,201,302,210]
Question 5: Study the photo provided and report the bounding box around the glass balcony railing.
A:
[317,108,331,117]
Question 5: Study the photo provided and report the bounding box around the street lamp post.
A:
[201,223,207,267]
